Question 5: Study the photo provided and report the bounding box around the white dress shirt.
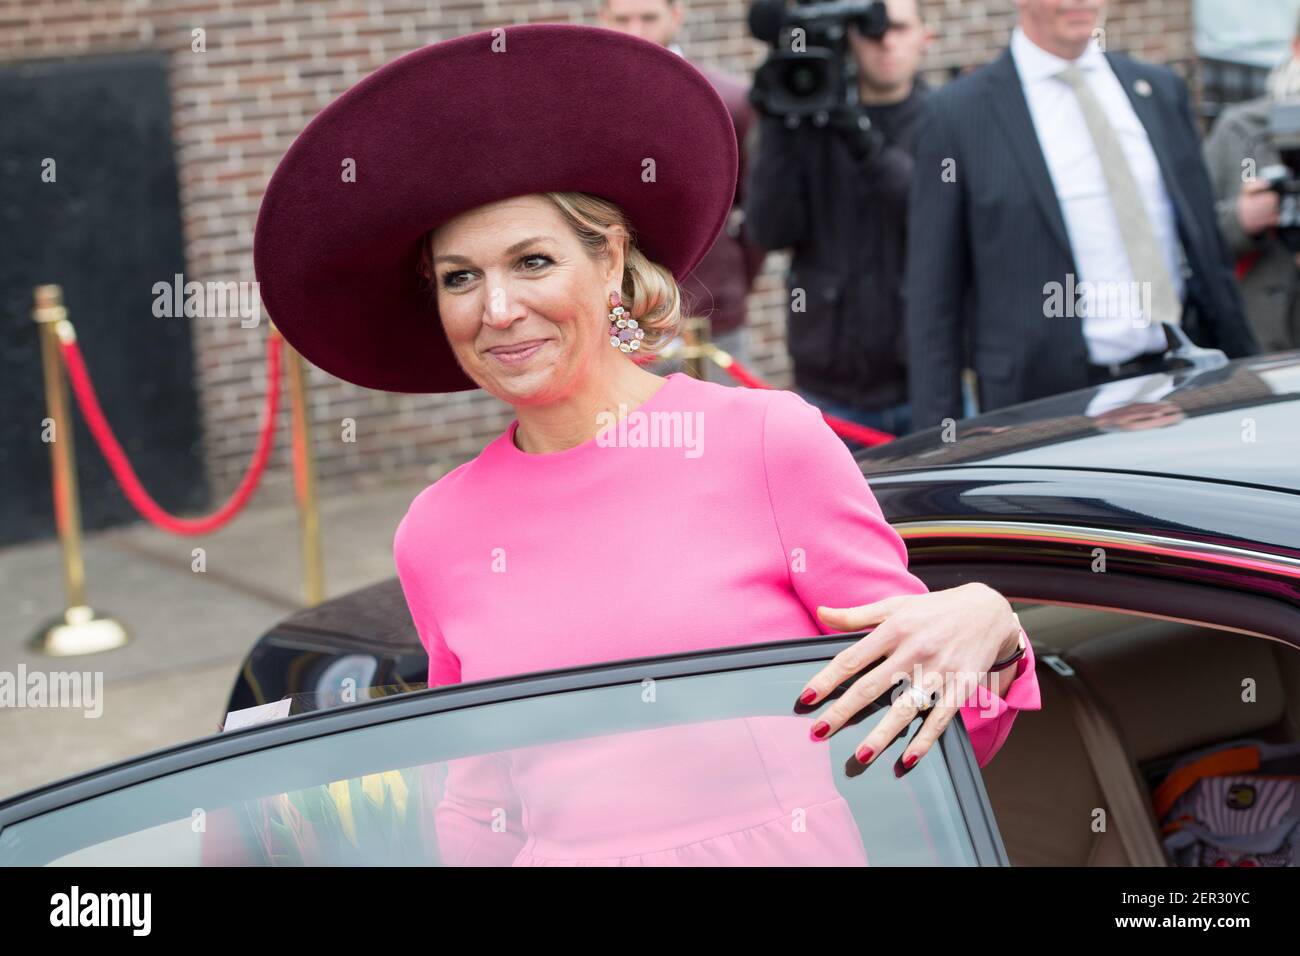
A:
[1010,27,1183,365]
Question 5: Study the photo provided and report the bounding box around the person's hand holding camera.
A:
[824,102,884,163]
[1238,177,1281,237]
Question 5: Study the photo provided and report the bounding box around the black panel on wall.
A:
[0,51,209,547]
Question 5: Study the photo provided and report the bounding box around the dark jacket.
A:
[906,49,1259,431]
[1203,96,1300,352]
[743,83,929,410]
[678,64,768,338]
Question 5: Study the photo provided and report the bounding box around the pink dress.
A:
[394,372,1042,865]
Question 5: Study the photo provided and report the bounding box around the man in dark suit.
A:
[905,0,1258,431]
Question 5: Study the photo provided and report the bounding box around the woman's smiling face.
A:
[429,194,623,407]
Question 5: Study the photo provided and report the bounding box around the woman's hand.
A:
[797,582,1021,776]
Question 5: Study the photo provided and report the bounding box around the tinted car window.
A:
[0,661,984,866]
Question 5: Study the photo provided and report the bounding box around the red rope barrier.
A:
[638,343,894,445]
[714,353,894,446]
[59,332,284,536]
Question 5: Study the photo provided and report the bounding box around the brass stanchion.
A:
[680,316,712,380]
[276,323,325,606]
[961,368,981,418]
[29,285,130,656]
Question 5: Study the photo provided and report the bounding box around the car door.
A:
[0,637,1007,866]
[886,506,1300,866]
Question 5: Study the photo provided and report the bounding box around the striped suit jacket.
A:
[905,47,1258,431]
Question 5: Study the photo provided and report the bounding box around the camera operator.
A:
[1204,13,1300,352]
[744,0,934,438]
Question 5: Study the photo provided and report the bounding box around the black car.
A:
[2,354,1298,866]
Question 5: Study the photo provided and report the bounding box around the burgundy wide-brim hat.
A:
[253,23,739,394]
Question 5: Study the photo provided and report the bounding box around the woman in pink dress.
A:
[254,24,1041,865]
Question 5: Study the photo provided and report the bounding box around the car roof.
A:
[859,353,1300,494]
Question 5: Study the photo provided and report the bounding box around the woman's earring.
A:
[608,291,645,353]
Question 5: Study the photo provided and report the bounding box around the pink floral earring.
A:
[608,291,644,353]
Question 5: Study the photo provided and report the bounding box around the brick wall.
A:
[2,0,1196,509]
[920,0,1196,87]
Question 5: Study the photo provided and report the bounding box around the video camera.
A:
[747,0,888,121]
[1258,101,1300,253]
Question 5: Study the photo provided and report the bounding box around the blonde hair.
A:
[416,191,682,355]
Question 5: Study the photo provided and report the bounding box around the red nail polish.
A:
[903,753,918,768]
[799,687,817,705]
[856,746,874,764]
[810,721,830,740]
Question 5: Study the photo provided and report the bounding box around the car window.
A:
[981,600,1300,866]
[0,660,988,866]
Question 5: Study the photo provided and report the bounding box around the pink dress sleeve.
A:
[760,389,1042,767]
[395,519,528,865]
[393,516,463,688]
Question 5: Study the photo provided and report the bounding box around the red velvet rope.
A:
[635,346,894,445]
[714,355,895,447]
[59,332,284,536]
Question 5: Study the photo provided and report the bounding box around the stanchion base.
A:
[28,605,130,657]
